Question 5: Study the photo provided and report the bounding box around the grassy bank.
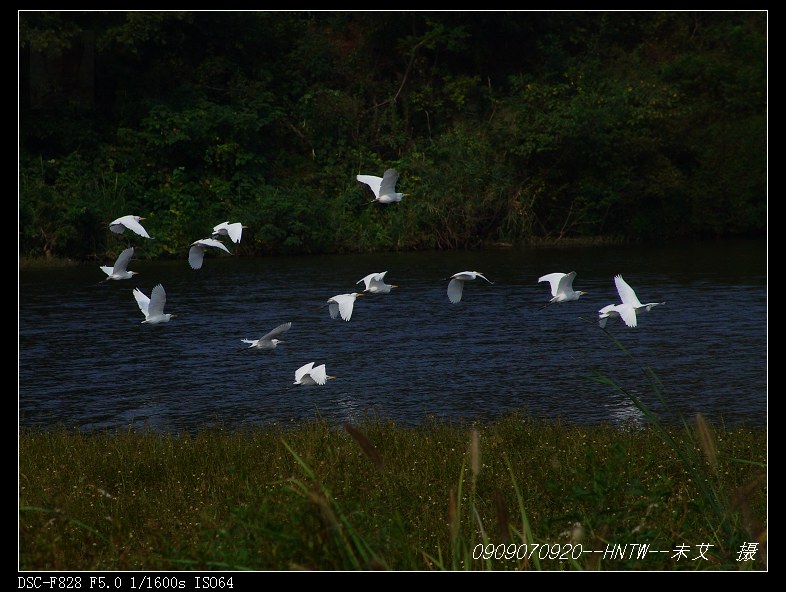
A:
[19,413,766,571]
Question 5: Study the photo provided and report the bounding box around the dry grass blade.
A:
[469,429,481,482]
[344,423,384,471]
[695,413,718,471]
[494,491,510,543]
[732,472,767,563]
[448,488,459,541]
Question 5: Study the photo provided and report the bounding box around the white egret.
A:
[356,168,408,204]
[242,322,292,350]
[212,221,246,244]
[99,246,138,281]
[538,271,587,306]
[326,292,364,321]
[188,238,231,270]
[133,284,176,324]
[293,362,335,386]
[446,271,493,304]
[598,275,665,328]
[357,271,397,294]
[110,215,152,239]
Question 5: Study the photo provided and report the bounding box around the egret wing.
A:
[357,273,376,291]
[295,362,315,384]
[196,238,231,254]
[214,222,244,243]
[226,223,243,243]
[260,322,292,341]
[378,169,400,198]
[557,271,577,296]
[614,275,642,307]
[309,364,328,386]
[338,295,355,321]
[188,245,205,270]
[358,271,387,292]
[109,219,126,234]
[213,221,230,235]
[328,300,340,319]
[119,216,151,238]
[113,247,134,274]
[368,276,384,291]
[598,304,619,328]
[356,174,383,198]
[147,284,167,319]
[133,288,150,318]
[100,266,113,277]
[617,304,638,328]
[447,278,465,303]
[538,273,565,297]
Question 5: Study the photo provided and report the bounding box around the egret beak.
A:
[391,284,399,288]
[139,217,146,221]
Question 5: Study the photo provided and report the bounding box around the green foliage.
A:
[19,12,766,260]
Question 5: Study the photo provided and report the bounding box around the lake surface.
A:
[19,239,767,433]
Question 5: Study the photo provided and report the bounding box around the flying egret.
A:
[326,292,364,321]
[598,275,665,328]
[212,221,246,244]
[188,238,231,270]
[356,168,408,204]
[242,322,292,350]
[133,284,176,324]
[99,246,138,281]
[110,215,151,239]
[446,271,493,304]
[357,271,397,294]
[538,271,587,306]
[293,362,335,386]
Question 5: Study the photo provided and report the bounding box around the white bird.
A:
[241,322,292,350]
[357,271,397,294]
[446,271,494,304]
[538,271,587,306]
[109,215,152,239]
[326,292,364,321]
[356,168,408,204]
[99,247,138,281]
[188,238,231,270]
[598,275,665,328]
[212,221,246,244]
[132,284,176,324]
[293,362,335,386]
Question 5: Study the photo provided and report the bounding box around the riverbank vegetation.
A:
[19,12,766,261]
[19,413,766,571]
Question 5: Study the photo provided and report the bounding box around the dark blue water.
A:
[18,239,767,432]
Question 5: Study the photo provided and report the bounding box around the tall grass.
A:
[585,325,767,568]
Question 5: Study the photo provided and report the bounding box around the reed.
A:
[19,408,765,570]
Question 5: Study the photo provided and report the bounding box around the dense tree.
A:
[19,11,766,259]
